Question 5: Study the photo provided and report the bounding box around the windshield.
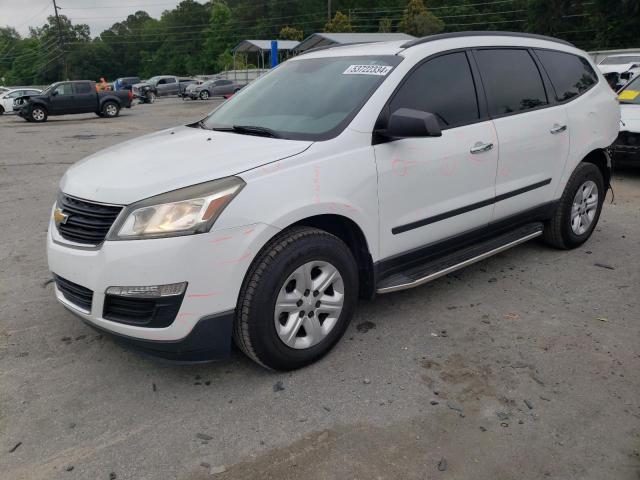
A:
[618,76,640,104]
[200,55,402,140]
[601,56,640,65]
[42,82,59,95]
[147,76,163,86]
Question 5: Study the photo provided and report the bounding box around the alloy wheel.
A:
[274,261,344,350]
[570,180,598,235]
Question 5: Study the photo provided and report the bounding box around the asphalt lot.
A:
[1,97,639,480]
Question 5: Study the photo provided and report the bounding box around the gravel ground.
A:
[1,98,639,480]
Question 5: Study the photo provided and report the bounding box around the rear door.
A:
[73,82,96,112]
[374,51,498,259]
[472,48,569,221]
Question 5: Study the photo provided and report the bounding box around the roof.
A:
[296,32,415,52]
[233,40,300,53]
[401,31,574,49]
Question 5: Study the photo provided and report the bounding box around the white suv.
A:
[47,32,619,370]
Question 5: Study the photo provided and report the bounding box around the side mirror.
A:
[379,108,442,140]
[620,71,632,80]
[51,90,58,96]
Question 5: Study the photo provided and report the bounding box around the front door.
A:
[374,51,498,260]
[472,48,570,220]
[49,83,75,114]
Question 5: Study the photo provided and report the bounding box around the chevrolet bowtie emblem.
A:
[54,207,69,226]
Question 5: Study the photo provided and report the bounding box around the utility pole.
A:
[52,0,68,79]
[327,0,331,21]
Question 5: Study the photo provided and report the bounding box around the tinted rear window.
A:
[535,50,597,101]
[390,52,479,129]
[74,82,92,94]
[475,49,548,116]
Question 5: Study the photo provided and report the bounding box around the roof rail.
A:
[401,31,574,49]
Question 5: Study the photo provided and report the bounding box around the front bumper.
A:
[47,210,280,358]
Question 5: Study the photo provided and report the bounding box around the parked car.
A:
[15,80,133,122]
[113,77,141,91]
[47,32,618,370]
[189,79,243,100]
[597,54,640,90]
[182,80,203,99]
[178,77,198,96]
[611,75,640,166]
[132,75,193,99]
[0,87,42,114]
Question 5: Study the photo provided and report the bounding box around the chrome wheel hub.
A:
[274,261,344,350]
[106,105,116,116]
[571,180,598,235]
[33,109,44,120]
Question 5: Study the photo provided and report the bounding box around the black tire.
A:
[95,112,105,117]
[233,88,240,93]
[199,90,210,100]
[0,105,4,114]
[543,162,605,249]
[234,227,359,371]
[30,106,47,122]
[102,101,120,118]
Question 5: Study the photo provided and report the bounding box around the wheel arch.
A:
[286,214,375,299]
[580,148,611,189]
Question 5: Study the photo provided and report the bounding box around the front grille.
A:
[57,194,123,245]
[103,293,185,328]
[54,274,93,311]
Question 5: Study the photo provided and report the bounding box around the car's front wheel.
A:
[234,227,358,370]
[199,90,210,100]
[30,106,47,122]
[543,162,605,249]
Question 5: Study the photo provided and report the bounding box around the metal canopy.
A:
[296,33,415,52]
[233,40,300,53]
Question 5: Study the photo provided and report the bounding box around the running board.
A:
[376,222,544,294]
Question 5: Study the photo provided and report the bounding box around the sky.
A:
[1,0,206,37]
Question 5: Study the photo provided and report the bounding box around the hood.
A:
[60,125,312,204]
[620,104,640,132]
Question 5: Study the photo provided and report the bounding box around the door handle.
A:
[550,124,567,134]
[470,142,494,154]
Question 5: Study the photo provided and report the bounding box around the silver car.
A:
[190,79,243,100]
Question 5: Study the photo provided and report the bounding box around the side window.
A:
[53,83,73,96]
[7,90,23,98]
[474,49,548,116]
[157,79,167,85]
[535,49,598,102]
[390,52,479,129]
[26,90,40,95]
[165,78,176,84]
[74,82,92,94]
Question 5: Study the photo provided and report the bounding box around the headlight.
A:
[107,176,245,240]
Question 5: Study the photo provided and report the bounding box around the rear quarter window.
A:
[535,49,598,102]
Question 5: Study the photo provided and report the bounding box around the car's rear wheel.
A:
[102,101,120,118]
[30,106,47,122]
[543,162,605,249]
[199,90,209,100]
[234,227,358,371]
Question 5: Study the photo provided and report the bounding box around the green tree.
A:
[378,18,393,33]
[399,0,444,37]
[204,1,233,73]
[279,26,304,41]
[324,11,352,33]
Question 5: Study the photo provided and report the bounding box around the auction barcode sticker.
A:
[343,65,393,76]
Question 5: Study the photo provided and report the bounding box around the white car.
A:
[0,87,42,114]
[611,75,640,166]
[597,53,640,89]
[47,32,619,370]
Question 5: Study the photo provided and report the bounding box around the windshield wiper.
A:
[232,125,281,138]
